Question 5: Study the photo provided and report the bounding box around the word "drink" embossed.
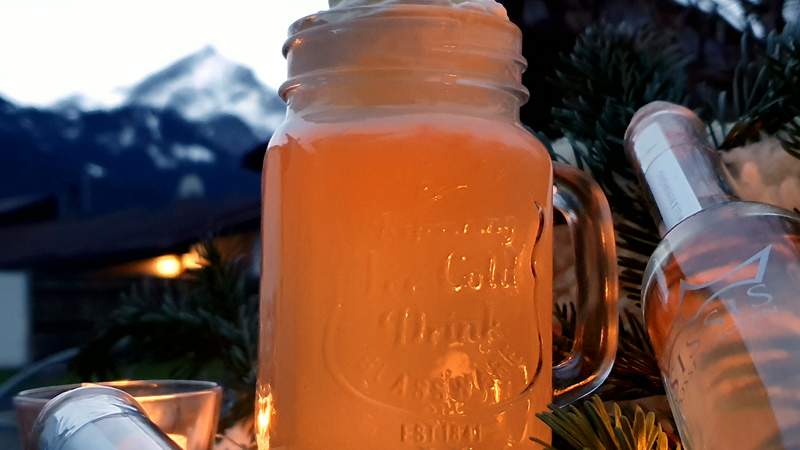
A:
[381,306,499,347]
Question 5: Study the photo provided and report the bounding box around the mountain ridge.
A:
[0,46,281,220]
[0,96,261,214]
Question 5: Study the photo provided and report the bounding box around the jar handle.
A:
[551,163,619,406]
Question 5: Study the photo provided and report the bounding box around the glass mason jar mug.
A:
[258,2,618,449]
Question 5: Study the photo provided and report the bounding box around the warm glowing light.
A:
[181,248,204,270]
[153,255,182,278]
[167,433,188,449]
[493,379,502,404]
[256,392,274,449]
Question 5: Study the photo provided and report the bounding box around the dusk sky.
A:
[0,0,328,106]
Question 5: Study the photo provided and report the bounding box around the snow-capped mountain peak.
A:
[125,46,285,139]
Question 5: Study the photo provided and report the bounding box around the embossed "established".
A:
[400,422,482,445]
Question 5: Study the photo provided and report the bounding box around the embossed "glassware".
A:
[258,2,618,449]
[626,102,800,450]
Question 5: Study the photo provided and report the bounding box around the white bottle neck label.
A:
[635,122,703,231]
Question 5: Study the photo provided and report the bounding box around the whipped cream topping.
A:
[327,0,507,18]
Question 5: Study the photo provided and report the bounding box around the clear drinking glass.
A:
[14,380,221,450]
[257,2,619,449]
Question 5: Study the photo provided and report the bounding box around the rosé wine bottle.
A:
[626,102,800,450]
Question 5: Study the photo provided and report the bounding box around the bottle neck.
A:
[281,4,527,121]
[625,102,738,237]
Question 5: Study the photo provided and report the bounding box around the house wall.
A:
[0,272,30,368]
[30,275,131,360]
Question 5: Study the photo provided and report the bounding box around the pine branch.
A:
[534,396,682,450]
[550,23,688,303]
[600,311,664,401]
[553,302,578,365]
[72,241,259,428]
[712,31,800,158]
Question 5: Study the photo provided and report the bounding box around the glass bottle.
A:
[32,386,181,450]
[258,2,619,448]
[626,101,800,450]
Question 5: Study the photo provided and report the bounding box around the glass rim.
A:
[13,379,221,406]
[281,2,528,104]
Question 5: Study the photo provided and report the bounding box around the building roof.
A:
[0,194,59,227]
[0,198,260,271]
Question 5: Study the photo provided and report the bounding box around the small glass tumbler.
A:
[33,386,182,450]
[14,380,221,450]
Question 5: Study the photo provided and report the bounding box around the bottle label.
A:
[635,122,702,229]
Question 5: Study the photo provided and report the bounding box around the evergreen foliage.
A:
[712,31,800,158]
[73,243,258,429]
[549,23,688,307]
[533,396,681,450]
